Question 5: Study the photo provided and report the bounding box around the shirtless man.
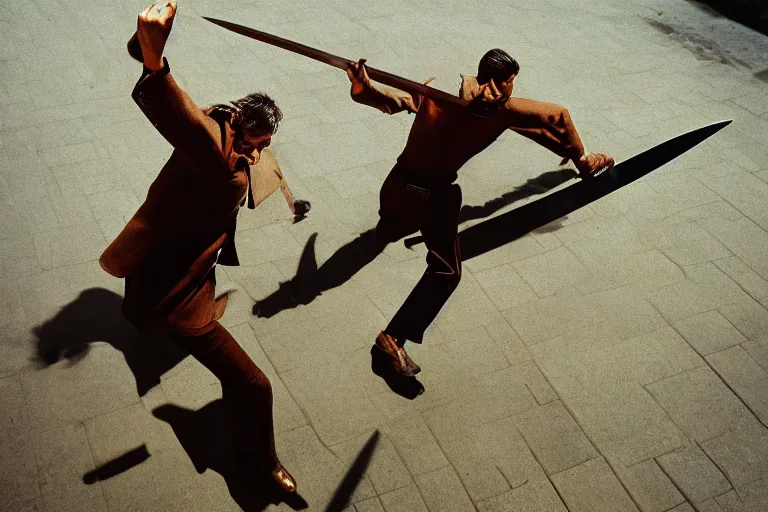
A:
[347,48,614,377]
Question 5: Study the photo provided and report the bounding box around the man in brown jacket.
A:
[346,49,614,378]
[100,1,308,492]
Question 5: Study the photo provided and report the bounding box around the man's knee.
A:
[226,369,273,401]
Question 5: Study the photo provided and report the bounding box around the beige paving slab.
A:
[718,299,768,343]
[702,424,768,490]
[707,346,768,389]
[379,414,449,477]
[565,380,687,466]
[19,345,138,433]
[646,366,752,443]
[441,325,511,376]
[0,375,31,440]
[714,256,768,302]
[463,235,547,274]
[742,339,768,372]
[476,476,567,512]
[422,364,539,443]
[512,246,595,297]
[551,457,639,512]
[474,264,540,311]
[578,249,685,295]
[648,262,752,322]
[434,271,508,335]
[355,497,386,512]
[704,172,768,232]
[378,482,428,512]
[673,310,748,356]
[414,465,475,512]
[40,486,109,512]
[657,443,732,504]
[280,353,386,446]
[484,320,532,367]
[643,220,731,266]
[615,459,686,512]
[513,401,598,476]
[329,431,412,496]
[0,432,39,511]
[440,416,543,503]
[33,422,100,502]
[698,214,768,283]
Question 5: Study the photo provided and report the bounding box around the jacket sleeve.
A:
[504,97,586,162]
[131,59,227,171]
[350,80,420,115]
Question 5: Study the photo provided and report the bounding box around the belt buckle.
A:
[405,183,430,200]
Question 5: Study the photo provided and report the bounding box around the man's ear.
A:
[502,73,518,88]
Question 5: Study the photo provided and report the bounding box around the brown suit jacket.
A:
[100,59,253,335]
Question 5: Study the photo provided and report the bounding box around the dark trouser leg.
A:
[170,321,277,469]
[385,185,462,344]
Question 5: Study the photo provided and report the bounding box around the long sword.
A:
[202,17,470,108]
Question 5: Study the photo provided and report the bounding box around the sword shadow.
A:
[453,120,731,260]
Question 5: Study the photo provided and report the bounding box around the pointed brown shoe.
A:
[375,332,421,376]
[271,463,297,493]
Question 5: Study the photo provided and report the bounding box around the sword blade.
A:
[203,17,469,107]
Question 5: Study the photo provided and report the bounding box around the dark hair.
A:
[477,49,520,84]
[230,92,283,136]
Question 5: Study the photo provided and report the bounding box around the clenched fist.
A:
[135,0,177,71]
[575,152,615,178]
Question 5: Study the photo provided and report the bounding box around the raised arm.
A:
[130,1,225,170]
[504,97,614,176]
[346,58,430,115]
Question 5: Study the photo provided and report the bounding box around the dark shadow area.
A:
[370,347,424,399]
[83,444,151,484]
[458,168,576,223]
[32,288,189,397]
[153,402,308,511]
[252,231,383,319]
[452,121,731,260]
[689,0,768,35]
[253,169,574,319]
[324,431,380,512]
[754,68,768,83]
[404,168,574,247]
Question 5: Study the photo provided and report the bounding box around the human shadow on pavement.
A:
[153,402,312,511]
[32,287,188,397]
[252,169,575,319]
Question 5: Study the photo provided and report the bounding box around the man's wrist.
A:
[144,57,165,72]
[574,148,588,163]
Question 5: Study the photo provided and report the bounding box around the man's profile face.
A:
[237,132,272,165]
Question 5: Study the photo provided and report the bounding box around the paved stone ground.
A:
[2,0,768,511]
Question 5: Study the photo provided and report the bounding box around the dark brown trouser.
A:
[170,321,277,468]
[376,164,463,344]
